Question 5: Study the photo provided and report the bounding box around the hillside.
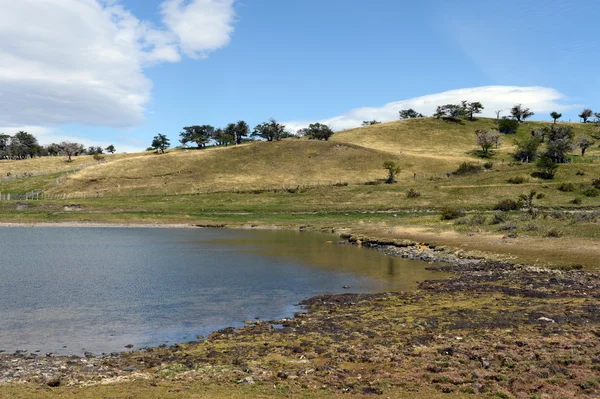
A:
[46,140,400,196]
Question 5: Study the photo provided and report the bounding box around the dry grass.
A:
[47,141,399,195]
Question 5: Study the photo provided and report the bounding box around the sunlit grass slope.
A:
[48,140,400,195]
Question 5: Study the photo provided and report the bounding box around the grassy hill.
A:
[45,140,400,196]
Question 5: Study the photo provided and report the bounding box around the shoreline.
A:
[1,222,599,398]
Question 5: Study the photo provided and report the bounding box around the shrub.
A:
[471,215,487,225]
[383,160,401,184]
[523,223,539,231]
[498,118,519,134]
[454,217,470,225]
[576,170,585,176]
[582,187,599,197]
[533,156,558,179]
[483,161,494,170]
[93,153,105,161]
[536,193,545,199]
[545,229,562,238]
[571,211,600,223]
[453,162,482,175]
[406,188,421,198]
[493,199,521,211]
[440,207,466,220]
[550,210,567,219]
[569,198,583,205]
[557,183,576,192]
[592,179,600,190]
[498,221,518,231]
[490,212,508,225]
[507,176,526,184]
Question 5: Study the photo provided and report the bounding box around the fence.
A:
[0,161,106,183]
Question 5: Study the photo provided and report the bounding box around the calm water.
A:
[0,227,446,355]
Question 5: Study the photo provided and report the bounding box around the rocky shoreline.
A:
[1,228,600,398]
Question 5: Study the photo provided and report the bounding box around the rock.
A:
[46,377,61,387]
[343,285,350,289]
[361,386,383,395]
[238,376,254,384]
[124,344,134,349]
[537,317,555,323]
[277,371,288,379]
[439,347,454,356]
[123,366,136,372]
[480,358,490,369]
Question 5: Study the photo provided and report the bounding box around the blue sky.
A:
[0,0,597,151]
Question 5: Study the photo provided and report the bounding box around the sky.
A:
[0,0,597,152]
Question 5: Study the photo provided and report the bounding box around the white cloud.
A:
[0,0,236,129]
[284,86,578,133]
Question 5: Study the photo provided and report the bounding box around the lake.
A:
[0,227,446,355]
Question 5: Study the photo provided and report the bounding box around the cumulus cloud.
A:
[0,0,236,129]
[284,86,578,133]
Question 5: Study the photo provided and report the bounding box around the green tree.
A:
[297,123,335,141]
[399,109,423,119]
[577,136,594,156]
[11,131,39,158]
[0,134,10,158]
[579,108,593,123]
[382,160,401,184]
[180,125,214,148]
[362,120,381,126]
[151,134,170,153]
[510,104,534,122]
[535,156,558,179]
[433,106,445,120]
[550,111,562,124]
[212,128,234,146]
[513,136,541,163]
[498,118,519,134]
[223,121,250,145]
[105,144,116,154]
[252,119,287,142]
[466,101,484,120]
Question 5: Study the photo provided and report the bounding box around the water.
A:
[0,227,447,355]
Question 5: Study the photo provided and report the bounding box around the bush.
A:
[498,221,518,231]
[582,187,599,197]
[533,156,558,179]
[523,223,539,231]
[557,183,576,192]
[471,215,487,225]
[440,207,466,220]
[498,118,519,134]
[93,153,105,161]
[490,212,508,225]
[545,229,562,238]
[454,217,470,225]
[453,162,482,175]
[507,176,526,184]
[569,198,583,205]
[406,188,421,198]
[592,179,600,190]
[483,161,494,170]
[493,199,521,211]
[536,193,545,199]
[576,170,585,176]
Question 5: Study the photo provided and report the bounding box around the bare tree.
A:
[59,142,85,162]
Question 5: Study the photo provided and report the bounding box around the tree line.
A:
[149,119,335,153]
[0,131,116,161]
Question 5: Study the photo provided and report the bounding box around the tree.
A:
[535,156,558,179]
[441,103,467,119]
[577,136,594,156]
[383,160,401,184]
[233,120,249,145]
[105,144,116,154]
[0,134,10,159]
[87,146,103,155]
[252,119,287,142]
[212,128,234,146]
[579,108,593,123]
[550,112,562,124]
[151,134,170,153]
[510,104,534,122]
[179,125,214,148]
[466,101,484,120]
[545,125,574,163]
[474,129,500,155]
[297,123,334,141]
[433,106,445,119]
[594,112,600,124]
[495,110,502,121]
[11,131,39,158]
[362,120,381,126]
[59,141,85,162]
[513,136,541,163]
[498,118,519,134]
[399,109,423,119]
